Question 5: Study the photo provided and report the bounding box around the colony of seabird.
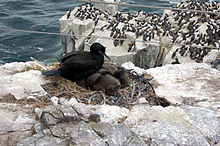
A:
[170,0,220,62]
[69,0,220,62]
[73,3,109,25]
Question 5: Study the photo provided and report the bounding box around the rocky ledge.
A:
[0,61,219,146]
[59,0,220,70]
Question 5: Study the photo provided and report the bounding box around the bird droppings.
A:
[41,63,170,108]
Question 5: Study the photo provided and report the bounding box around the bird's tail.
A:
[42,69,59,76]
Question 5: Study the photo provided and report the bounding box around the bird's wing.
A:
[59,56,97,71]
[60,51,85,64]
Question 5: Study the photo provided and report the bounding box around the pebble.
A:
[26,96,39,102]
[59,97,69,106]
[51,96,59,105]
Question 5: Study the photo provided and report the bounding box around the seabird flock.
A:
[69,0,219,63]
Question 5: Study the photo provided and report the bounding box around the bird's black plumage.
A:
[42,42,110,81]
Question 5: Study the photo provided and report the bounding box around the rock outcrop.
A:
[0,103,36,146]
[59,0,220,69]
[123,62,220,108]
[0,62,47,100]
[0,61,219,145]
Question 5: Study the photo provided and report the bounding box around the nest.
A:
[42,70,170,109]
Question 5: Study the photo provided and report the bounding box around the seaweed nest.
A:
[41,68,170,108]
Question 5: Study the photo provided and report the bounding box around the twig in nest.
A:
[30,56,49,70]
[60,83,78,98]
[88,91,106,105]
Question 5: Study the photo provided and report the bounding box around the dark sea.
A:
[0,0,212,65]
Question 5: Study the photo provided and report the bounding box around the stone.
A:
[0,61,40,76]
[89,122,146,145]
[17,133,68,146]
[145,63,220,108]
[0,103,35,146]
[26,96,39,102]
[40,105,80,127]
[34,107,43,120]
[122,62,148,76]
[88,114,101,122]
[94,104,129,124]
[138,97,147,104]
[91,0,120,15]
[203,50,220,71]
[59,97,69,106]
[18,121,107,146]
[0,68,47,100]
[34,122,44,134]
[135,41,160,68]
[71,101,96,118]
[51,96,59,105]
[59,9,95,52]
[125,105,220,146]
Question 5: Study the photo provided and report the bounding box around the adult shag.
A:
[42,42,111,81]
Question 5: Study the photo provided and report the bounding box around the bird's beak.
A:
[98,51,112,61]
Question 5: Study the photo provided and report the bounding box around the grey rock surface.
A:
[0,103,36,146]
[125,105,220,146]
[123,62,220,108]
[0,62,47,100]
[90,122,146,146]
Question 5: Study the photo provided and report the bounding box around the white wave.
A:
[159,0,181,5]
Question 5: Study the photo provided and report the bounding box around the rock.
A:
[122,62,148,76]
[26,96,39,102]
[51,96,59,105]
[71,101,96,118]
[135,41,160,68]
[34,107,43,120]
[125,105,220,146]
[138,97,147,104]
[0,61,40,76]
[18,121,107,146]
[59,1,220,68]
[40,105,80,127]
[145,63,220,108]
[17,133,68,146]
[91,0,120,15]
[59,5,97,52]
[212,53,220,71]
[88,114,101,122]
[0,103,36,146]
[94,104,129,124]
[203,50,220,71]
[60,5,166,69]
[0,65,47,100]
[59,97,69,106]
[89,122,146,145]
[33,122,44,133]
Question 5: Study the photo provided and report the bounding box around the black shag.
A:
[42,42,111,81]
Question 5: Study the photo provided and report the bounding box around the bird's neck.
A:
[93,54,104,67]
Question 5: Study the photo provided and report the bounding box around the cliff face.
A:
[0,61,219,146]
[59,0,220,70]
